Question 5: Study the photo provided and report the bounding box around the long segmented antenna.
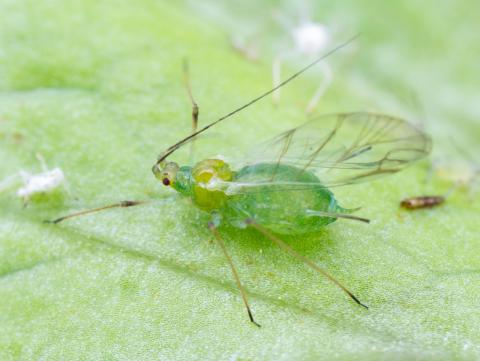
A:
[154,34,360,167]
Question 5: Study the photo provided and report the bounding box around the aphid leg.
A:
[45,200,149,224]
[305,61,332,114]
[183,59,199,159]
[272,56,282,106]
[35,153,48,172]
[207,221,261,327]
[245,219,368,309]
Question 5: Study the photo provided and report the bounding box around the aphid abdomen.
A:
[225,163,339,234]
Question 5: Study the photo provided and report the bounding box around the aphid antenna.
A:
[183,58,199,161]
[154,34,360,167]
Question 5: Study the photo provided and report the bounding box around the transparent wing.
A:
[214,112,431,195]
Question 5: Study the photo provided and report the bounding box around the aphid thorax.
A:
[153,159,233,211]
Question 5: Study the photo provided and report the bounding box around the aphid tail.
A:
[308,207,369,223]
[334,206,369,223]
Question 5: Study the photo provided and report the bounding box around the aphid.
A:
[228,4,333,113]
[47,38,431,327]
[17,167,65,202]
[271,7,333,113]
[0,154,65,204]
[400,195,445,210]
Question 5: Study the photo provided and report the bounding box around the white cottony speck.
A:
[0,153,66,202]
[271,14,333,113]
[292,22,330,55]
[17,168,65,198]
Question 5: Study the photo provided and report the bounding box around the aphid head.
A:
[152,161,179,187]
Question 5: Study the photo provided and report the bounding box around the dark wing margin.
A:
[227,112,431,191]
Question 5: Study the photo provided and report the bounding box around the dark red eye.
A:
[162,178,170,186]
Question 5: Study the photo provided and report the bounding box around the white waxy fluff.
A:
[16,168,65,198]
[292,22,330,55]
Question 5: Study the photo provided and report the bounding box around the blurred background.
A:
[0,1,479,360]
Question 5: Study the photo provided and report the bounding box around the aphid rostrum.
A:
[48,38,431,326]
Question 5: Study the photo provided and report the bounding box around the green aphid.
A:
[161,160,344,234]
[48,38,431,327]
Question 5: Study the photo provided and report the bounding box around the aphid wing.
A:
[237,112,431,188]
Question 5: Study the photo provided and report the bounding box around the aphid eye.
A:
[162,178,171,186]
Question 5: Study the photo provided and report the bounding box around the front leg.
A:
[45,200,149,224]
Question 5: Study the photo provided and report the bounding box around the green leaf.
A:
[1,1,479,360]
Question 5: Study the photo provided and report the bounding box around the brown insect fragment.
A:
[400,195,445,210]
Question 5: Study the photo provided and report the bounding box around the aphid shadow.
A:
[36,191,366,318]
[206,220,337,260]
[42,216,371,328]
[174,195,338,258]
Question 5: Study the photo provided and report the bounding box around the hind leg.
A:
[246,218,368,309]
